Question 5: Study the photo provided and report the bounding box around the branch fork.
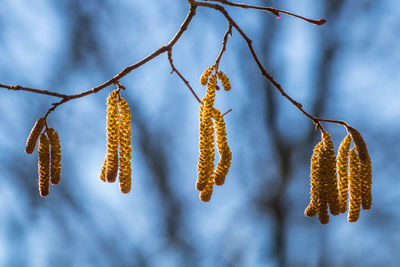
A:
[1,0,338,129]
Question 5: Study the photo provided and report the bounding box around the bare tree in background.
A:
[251,1,346,266]
[1,0,397,266]
[0,1,192,266]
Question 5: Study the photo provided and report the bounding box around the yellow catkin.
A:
[336,135,351,213]
[200,66,215,86]
[38,133,50,197]
[212,108,232,186]
[347,126,372,210]
[118,97,132,194]
[348,148,361,222]
[205,74,217,108]
[304,141,323,217]
[196,104,210,191]
[196,75,217,193]
[346,127,369,162]
[360,157,372,210]
[25,118,45,154]
[318,197,330,225]
[316,136,329,224]
[196,105,209,191]
[100,158,107,182]
[102,90,120,183]
[321,132,340,216]
[217,71,231,91]
[47,128,61,185]
[196,106,215,192]
[199,178,214,202]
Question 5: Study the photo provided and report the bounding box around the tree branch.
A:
[215,22,232,69]
[167,49,202,104]
[0,84,68,98]
[194,1,345,129]
[1,4,198,117]
[203,0,327,25]
[61,4,197,102]
[2,1,340,130]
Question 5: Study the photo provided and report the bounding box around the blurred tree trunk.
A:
[252,0,346,266]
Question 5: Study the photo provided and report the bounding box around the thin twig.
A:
[1,5,198,117]
[203,0,327,25]
[44,98,69,119]
[2,1,338,130]
[64,4,197,102]
[215,22,232,69]
[194,1,342,129]
[222,108,232,116]
[0,84,68,98]
[114,80,126,91]
[167,49,202,104]
[318,119,348,127]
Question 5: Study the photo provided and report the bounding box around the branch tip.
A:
[315,19,327,25]
[222,108,232,116]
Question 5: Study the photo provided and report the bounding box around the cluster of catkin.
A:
[25,118,62,197]
[100,89,132,194]
[196,66,232,202]
[305,127,372,224]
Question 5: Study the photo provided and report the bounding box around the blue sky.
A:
[1,0,400,266]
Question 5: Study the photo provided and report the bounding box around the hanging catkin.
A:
[100,157,107,182]
[118,97,132,194]
[346,126,372,210]
[200,66,215,86]
[212,108,232,186]
[304,141,323,217]
[360,156,372,210]
[47,128,61,185]
[199,178,214,202]
[197,67,233,202]
[305,131,340,224]
[217,71,231,91]
[196,104,213,192]
[100,90,120,183]
[305,126,372,224]
[25,118,45,154]
[317,135,330,224]
[38,133,50,197]
[336,135,351,213]
[196,74,217,194]
[318,194,330,225]
[321,132,340,216]
[195,111,208,190]
[347,127,369,162]
[348,148,361,222]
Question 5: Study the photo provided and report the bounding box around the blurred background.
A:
[0,0,399,266]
